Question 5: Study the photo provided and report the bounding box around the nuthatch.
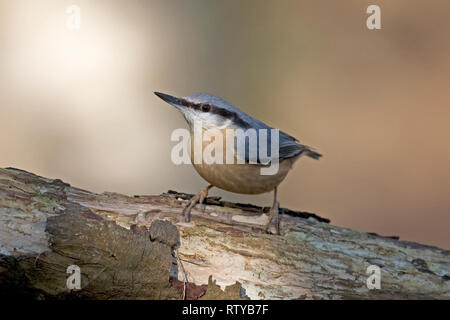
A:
[155,92,321,234]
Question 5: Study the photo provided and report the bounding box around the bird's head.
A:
[155,92,249,130]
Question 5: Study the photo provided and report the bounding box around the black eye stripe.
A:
[212,107,250,128]
[178,100,250,128]
[179,99,196,108]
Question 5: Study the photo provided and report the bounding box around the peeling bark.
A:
[0,168,449,299]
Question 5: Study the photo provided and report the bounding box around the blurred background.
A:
[1,0,449,248]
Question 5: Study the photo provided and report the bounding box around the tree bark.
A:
[0,167,448,299]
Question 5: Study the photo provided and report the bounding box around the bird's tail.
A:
[303,146,322,160]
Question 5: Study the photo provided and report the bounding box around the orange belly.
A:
[192,160,294,194]
[189,127,297,194]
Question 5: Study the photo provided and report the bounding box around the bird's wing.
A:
[231,111,321,163]
[278,131,304,159]
[278,130,322,160]
[233,125,321,164]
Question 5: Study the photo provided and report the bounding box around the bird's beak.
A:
[154,92,184,109]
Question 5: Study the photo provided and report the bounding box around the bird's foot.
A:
[264,201,280,235]
[182,187,211,222]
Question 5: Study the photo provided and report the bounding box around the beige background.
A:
[1,0,449,248]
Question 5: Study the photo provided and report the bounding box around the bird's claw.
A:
[263,201,281,235]
[199,190,208,212]
[182,202,193,222]
[182,186,211,222]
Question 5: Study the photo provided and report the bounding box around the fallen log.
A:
[0,168,448,299]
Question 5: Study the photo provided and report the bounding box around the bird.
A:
[154,92,321,234]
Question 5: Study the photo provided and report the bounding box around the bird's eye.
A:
[201,103,211,112]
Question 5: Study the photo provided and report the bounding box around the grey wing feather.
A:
[234,120,321,163]
[278,130,322,161]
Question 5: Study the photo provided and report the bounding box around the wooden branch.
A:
[0,168,449,299]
